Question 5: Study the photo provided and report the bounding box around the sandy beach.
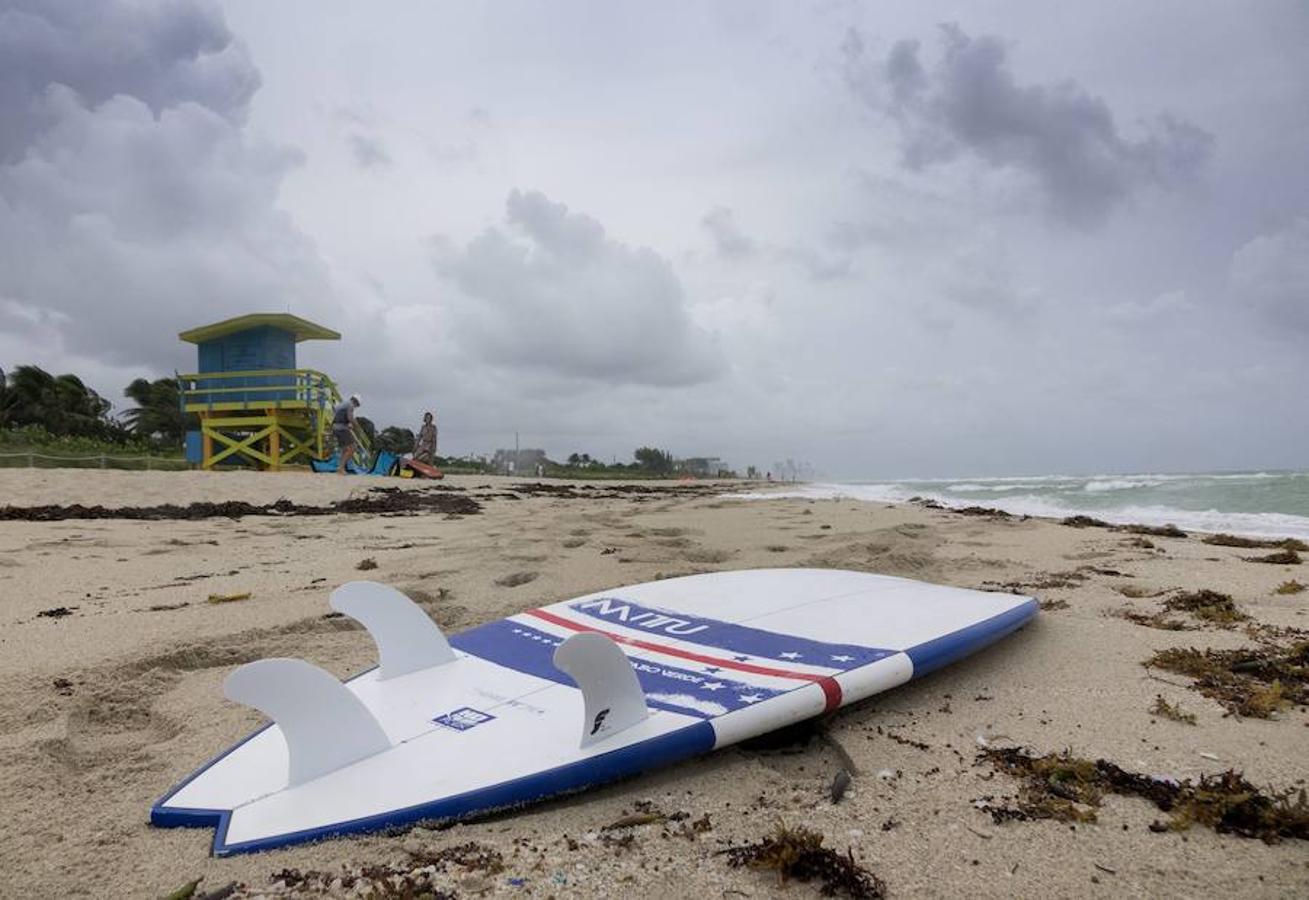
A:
[1,470,1306,898]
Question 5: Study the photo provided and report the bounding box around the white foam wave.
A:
[1083,478,1164,493]
[730,482,1309,541]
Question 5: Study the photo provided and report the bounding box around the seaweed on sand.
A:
[1161,590,1251,626]
[720,822,886,898]
[1203,534,1309,551]
[1150,695,1197,724]
[978,747,1309,843]
[0,487,481,522]
[1145,639,1309,718]
[1275,580,1306,595]
[1245,550,1302,565]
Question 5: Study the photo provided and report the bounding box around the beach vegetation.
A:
[979,747,1309,842]
[1150,695,1197,724]
[122,376,196,447]
[1245,550,1302,565]
[1275,580,1306,595]
[719,821,886,898]
[634,446,675,474]
[1162,589,1251,625]
[1145,640,1308,717]
[1203,533,1309,552]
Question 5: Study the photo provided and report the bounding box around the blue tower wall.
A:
[193,326,300,406]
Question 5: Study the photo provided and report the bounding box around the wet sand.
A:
[0,470,1305,898]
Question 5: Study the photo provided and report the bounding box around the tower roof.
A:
[179,313,341,344]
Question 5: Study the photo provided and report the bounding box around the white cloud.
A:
[435,190,724,387]
[1229,217,1309,334]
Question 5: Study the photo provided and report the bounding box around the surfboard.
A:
[402,457,444,479]
[151,569,1037,856]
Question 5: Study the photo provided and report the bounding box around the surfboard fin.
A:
[330,581,456,679]
[224,658,392,786]
[553,632,649,748]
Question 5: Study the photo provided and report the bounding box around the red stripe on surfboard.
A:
[524,607,843,712]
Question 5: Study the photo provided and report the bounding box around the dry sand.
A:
[0,470,1306,898]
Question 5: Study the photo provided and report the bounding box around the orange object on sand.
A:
[403,458,444,479]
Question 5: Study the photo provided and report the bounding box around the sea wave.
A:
[730,480,1309,541]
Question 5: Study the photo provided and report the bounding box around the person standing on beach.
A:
[333,394,361,474]
[414,411,438,464]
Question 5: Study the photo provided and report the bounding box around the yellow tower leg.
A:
[268,409,281,471]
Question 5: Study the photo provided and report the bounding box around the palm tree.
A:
[123,377,194,448]
[3,365,118,439]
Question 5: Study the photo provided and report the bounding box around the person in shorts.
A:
[332,394,361,474]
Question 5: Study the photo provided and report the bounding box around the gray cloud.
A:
[841,24,1213,225]
[349,132,391,168]
[0,0,259,160]
[436,190,724,387]
[1229,217,1309,334]
[0,0,332,369]
[701,206,756,259]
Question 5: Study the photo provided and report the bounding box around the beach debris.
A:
[1275,580,1306,595]
[162,879,202,900]
[1245,550,1302,565]
[603,811,665,830]
[1162,590,1251,626]
[52,677,74,696]
[1203,533,1308,551]
[36,606,76,619]
[1150,695,1197,725]
[494,571,538,587]
[1122,523,1188,538]
[0,486,482,523]
[1114,607,1192,631]
[147,601,189,612]
[206,591,251,604]
[1062,515,1111,528]
[1145,640,1308,717]
[978,747,1309,842]
[832,768,853,803]
[1039,598,1070,611]
[355,557,378,571]
[719,822,887,898]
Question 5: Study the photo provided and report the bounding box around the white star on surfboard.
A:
[778,651,802,660]
[831,654,854,662]
[738,693,763,703]
[702,682,725,691]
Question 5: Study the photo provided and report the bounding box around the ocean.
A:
[738,470,1309,541]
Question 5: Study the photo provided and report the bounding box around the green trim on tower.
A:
[179,314,341,344]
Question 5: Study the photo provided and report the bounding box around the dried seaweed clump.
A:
[979,747,1309,843]
[1146,640,1309,717]
[720,823,886,898]
[1245,550,1302,565]
[1062,514,1110,528]
[1150,695,1197,725]
[1275,580,1306,595]
[1122,523,1187,538]
[1162,590,1251,626]
[1203,533,1308,551]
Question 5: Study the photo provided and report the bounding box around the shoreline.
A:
[1,469,1305,897]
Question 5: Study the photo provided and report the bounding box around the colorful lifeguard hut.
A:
[178,313,366,471]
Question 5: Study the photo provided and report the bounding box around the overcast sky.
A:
[2,1,1307,478]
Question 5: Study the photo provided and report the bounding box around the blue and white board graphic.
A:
[152,569,1037,856]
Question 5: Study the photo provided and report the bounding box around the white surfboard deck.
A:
[152,569,1037,856]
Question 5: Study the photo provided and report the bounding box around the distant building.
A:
[493,447,547,474]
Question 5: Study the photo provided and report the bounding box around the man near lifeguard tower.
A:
[333,394,361,474]
[414,411,437,464]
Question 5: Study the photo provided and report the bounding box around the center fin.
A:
[553,632,650,748]
[330,581,456,679]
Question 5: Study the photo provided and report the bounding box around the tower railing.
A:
[178,368,372,468]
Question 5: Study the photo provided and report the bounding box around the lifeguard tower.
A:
[178,313,367,471]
